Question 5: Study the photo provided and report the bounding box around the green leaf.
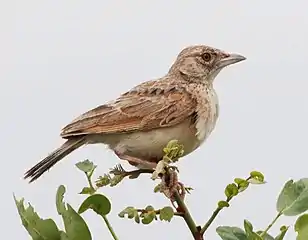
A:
[159,206,174,222]
[141,205,156,225]
[60,231,69,240]
[65,204,92,240]
[56,185,92,240]
[79,187,95,195]
[95,174,111,187]
[110,175,125,187]
[56,185,66,215]
[145,205,155,211]
[118,206,158,225]
[14,195,61,240]
[234,178,250,192]
[247,178,266,185]
[78,194,111,216]
[243,220,252,231]
[127,210,136,219]
[234,178,246,184]
[256,231,274,240]
[250,171,265,183]
[154,183,162,193]
[274,225,288,240]
[276,178,308,216]
[75,160,95,173]
[216,226,247,240]
[225,183,239,198]
[163,139,184,161]
[243,220,262,240]
[295,214,308,240]
[218,200,230,208]
[134,213,140,224]
[263,234,275,240]
[118,207,137,218]
[141,214,155,224]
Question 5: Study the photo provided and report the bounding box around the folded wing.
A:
[61,83,197,138]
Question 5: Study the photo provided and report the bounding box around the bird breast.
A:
[194,85,219,144]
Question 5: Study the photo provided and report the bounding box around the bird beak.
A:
[217,53,246,68]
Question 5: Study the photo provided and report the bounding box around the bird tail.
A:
[24,137,86,183]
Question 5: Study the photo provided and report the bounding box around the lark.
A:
[24,45,246,182]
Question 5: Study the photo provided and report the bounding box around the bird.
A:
[24,45,246,183]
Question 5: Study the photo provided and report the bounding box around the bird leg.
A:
[124,169,154,179]
[110,165,154,179]
[114,151,185,204]
[114,151,157,169]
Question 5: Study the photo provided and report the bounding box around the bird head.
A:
[169,45,246,83]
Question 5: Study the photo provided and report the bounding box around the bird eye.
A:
[201,52,212,62]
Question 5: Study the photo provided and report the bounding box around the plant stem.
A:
[86,173,95,192]
[102,215,119,240]
[162,166,201,239]
[200,197,232,234]
[173,190,202,239]
[85,168,119,239]
[260,211,283,238]
[200,177,252,235]
[136,209,184,217]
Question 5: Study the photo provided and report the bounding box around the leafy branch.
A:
[201,172,264,234]
[14,140,308,239]
[75,159,119,240]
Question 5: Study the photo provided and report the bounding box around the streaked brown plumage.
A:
[24,45,246,182]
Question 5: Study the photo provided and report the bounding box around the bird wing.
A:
[60,80,197,137]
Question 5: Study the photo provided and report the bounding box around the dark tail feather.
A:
[24,137,86,183]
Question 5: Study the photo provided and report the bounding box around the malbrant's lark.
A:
[24,45,246,182]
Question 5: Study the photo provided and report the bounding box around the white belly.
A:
[107,119,199,160]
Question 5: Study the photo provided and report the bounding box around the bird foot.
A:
[157,168,186,204]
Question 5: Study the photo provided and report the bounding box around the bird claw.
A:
[151,160,168,180]
[151,156,179,180]
[156,168,186,203]
[108,164,154,181]
[169,166,179,172]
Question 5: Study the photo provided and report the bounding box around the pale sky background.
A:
[2,1,308,239]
